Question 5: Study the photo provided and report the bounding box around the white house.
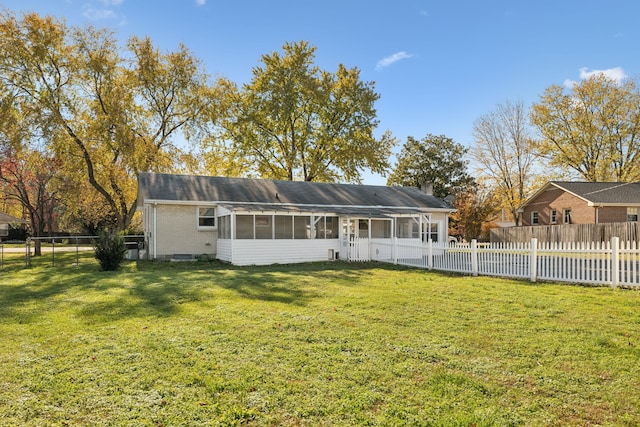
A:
[137,172,455,265]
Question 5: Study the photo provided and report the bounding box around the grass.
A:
[0,257,639,426]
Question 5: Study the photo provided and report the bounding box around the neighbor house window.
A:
[563,209,571,224]
[198,207,215,228]
[628,208,639,222]
[550,209,557,224]
[531,211,539,225]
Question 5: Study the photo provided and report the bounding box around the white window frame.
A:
[550,209,557,224]
[531,211,539,225]
[563,209,571,224]
[197,206,216,230]
[627,208,639,222]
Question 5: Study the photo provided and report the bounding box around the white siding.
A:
[217,239,232,263]
[229,239,340,266]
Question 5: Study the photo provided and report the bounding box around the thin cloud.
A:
[376,51,413,70]
[564,66,628,88]
[83,6,116,20]
[82,0,123,21]
[196,0,206,5]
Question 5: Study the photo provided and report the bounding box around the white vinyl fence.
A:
[349,237,640,288]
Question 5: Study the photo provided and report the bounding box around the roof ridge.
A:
[582,182,634,196]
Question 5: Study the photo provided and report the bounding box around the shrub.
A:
[94,231,127,271]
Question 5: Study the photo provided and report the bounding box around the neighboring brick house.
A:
[518,181,640,226]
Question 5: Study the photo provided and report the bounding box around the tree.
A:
[531,74,640,182]
[0,83,60,255]
[0,148,60,255]
[209,41,395,182]
[0,11,211,231]
[448,184,498,242]
[472,100,538,223]
[387,134,475,198]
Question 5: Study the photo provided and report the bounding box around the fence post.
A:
[530,238,538,283]
[428,238,433,270]
[393,237,398,265]
[471,239,478,276]
[26,238,31,267]
[611,236,620,288]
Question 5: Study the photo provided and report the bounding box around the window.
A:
[0,223,7,237]
[255,215,273,239]
[396,217,419,238]
[314,216,340,239]
[628,208,639,222]
[563,209,571,224]
[358,219,369,238]
[550,209,557,224]
[371,219,392,238]
[275,216,293,239]
[235,215,254,239]
[294,216,310,239]
[198,207,215,228]
[531,211,539,225]
[324,216,339,239]
[218,215,231,239]
[426,221,439,242]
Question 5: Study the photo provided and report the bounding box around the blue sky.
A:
[3,1,639,184]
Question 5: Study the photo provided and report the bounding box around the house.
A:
[137,172,455,265]
[0,211,26,240]
[518,181,640,226]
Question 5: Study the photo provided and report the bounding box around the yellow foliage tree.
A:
[531,74,640,182]
[0,10,211,231]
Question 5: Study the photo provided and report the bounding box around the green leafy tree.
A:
[0,11,211,231]
[209,41,395,182]
[531,74,640,182]
[387,134,475,198]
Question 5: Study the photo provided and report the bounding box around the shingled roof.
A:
[137,172,453,214]
[0,212,26,224]
[522,181,640,208]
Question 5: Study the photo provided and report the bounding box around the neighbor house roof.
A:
[520,181,640,209]
[0,212,26,224]
[137,172,454,215]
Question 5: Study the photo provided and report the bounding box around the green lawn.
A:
[1,258,639,426]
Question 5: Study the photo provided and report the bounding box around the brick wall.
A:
[521,187,630,226]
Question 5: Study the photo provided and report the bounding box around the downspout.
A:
[153,202,157,259]
[230,212,235,264]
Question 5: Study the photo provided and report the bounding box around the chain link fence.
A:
[0,235,144,269]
